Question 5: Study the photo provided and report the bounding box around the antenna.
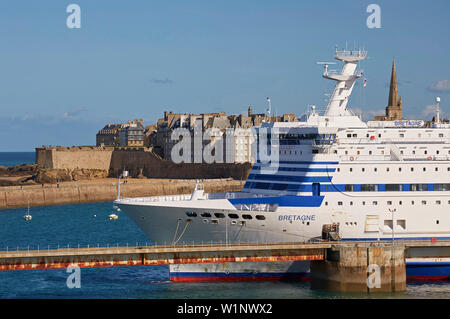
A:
[436,97,441,123]
[266,97,271,120]
[317,62,337,77]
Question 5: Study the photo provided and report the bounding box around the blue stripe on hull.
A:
[228,195,324,207]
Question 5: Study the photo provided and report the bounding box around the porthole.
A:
[228,213,239,219]
[214,213,225,218]
[200,212,211,217]
[256,215,266,220]
[242,214,253,220]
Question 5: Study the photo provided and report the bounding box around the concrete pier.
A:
[310,244,406,292]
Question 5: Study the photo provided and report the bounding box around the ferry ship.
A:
[115,48,450,281]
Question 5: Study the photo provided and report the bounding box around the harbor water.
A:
[0,201,449,299]
[0,152,449,299]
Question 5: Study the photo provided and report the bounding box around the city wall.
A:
[36,147,252,180]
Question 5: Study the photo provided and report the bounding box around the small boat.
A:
[24,203,32,221]
[109,213,118,220]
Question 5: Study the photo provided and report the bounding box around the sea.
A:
[0,152,449,301]
[0,152,35,167]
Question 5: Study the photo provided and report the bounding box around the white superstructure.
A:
[115,48,450,280]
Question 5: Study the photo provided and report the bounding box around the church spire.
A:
[388,57,399,107]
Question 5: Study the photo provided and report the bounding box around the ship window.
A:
[325,202,328,206]
[399,167,402,172]
[437,220,440,224]
[423,167,426,172]
[242,214,253,220]
[436,200,441,205]
[386,184,403,191]
[353,134,357,137]
[410,184,428,191]
[374,168,377,172]
[435,184,450,191]
[347,134,351,138]
[349,168,353,172]
[387,201,392,205]
[214,213,225,218]
[338,201,343,206]
[345,185,354,192]
[228,213,239,219]
[200,212,211,218]
[373,201,378,205]
[361,184,379,192]
[411,167,414,172]
[211,219,219,224]
[435,167,439,171]
[386,167,390,172]
[362,168,365,172]
[422,201,427,205]
[256,215,266,220]
[369,151,372,155]
[185,212,197,217]
[424,150,428,155]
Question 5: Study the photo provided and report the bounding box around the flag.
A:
[363,79,367,87]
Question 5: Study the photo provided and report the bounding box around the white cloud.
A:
[63,107,87,118]
[422,104,443,117]
[428,80,450,92]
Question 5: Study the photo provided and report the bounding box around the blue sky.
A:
[0,0,449,151]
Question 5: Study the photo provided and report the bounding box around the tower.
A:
[375,58,403,121]
[318,48,368,117]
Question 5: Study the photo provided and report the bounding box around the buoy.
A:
[427,156,432,161]
[350,156,355,161]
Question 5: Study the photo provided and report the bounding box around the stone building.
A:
[154,108,297,163]
[96,123,121,146]
[375,58,403,121]
[119,119,145,147]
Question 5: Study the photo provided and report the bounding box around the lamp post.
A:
[389,207,397,291]
[117,170,128,200]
